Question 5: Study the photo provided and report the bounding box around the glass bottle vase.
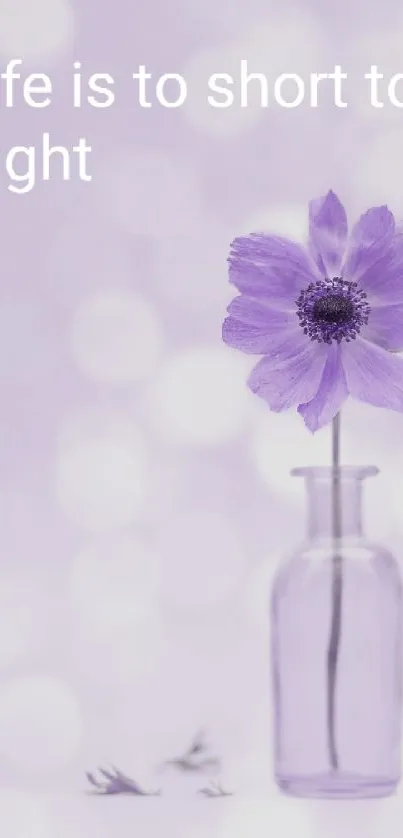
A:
[271,466,403,799]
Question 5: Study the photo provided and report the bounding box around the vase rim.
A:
[291,465,379,480]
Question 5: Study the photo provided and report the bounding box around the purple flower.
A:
[223,191,403,432]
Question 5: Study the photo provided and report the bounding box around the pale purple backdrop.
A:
[1,0,403,835]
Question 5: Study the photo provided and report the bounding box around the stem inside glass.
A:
[328,412,342,771]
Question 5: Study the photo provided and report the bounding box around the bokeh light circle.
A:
[349,26,403,124]
[94,150,201,237]
[44,215,134,304]
[153,226,233,316]
[352,131,403,214]
[148,347,254,445]
[238,203,308,243]
[250,410,330,498]
[215,795,314,838]
[0,0,74,61]
[182,14,325,137]
[0,298,60,383]
[55,410,147,531]
[156,511,246,609]
[0,790,52,838]
[69,618,164,689]
[183,46,265,138]
[0,675,83,772]
[71,533,160,629]
[181,0,271,33]
[242,557,279,633]
[71,291,163,384]
[48,796,107,838]
[0,573,54,667]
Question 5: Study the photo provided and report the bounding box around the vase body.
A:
[271,466,403,799]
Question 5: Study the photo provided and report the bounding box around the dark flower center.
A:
[312,294,354,325]
[296,277,370,344]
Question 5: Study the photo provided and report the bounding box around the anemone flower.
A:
[223,191,403,433]
[222,192,403,781]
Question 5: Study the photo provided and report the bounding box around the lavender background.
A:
[2,0,403,835]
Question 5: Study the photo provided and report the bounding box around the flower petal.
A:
[363,302,403,351]
[308,190,348,276]
[228,233,319,309]
[222,296,298,354]
[298,344,348,432]
[342,337,403,412]
[222,321,288,356]
[357,234,403,304]
[343,206,395,284]
[247,331,327,411]
[226,295,295,327]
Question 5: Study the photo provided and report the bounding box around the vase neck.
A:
[291,466,379,541]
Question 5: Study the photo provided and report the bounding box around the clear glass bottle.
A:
[271,466,402,799]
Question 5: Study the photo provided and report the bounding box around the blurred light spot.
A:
[153,225,233,316]
[352,131,403,214]
[183,46,263,138]
[140,455,185,528]
[313,797,394,838]
[242,558,278,633]
[222,748,274,794]
[71,291,163,384]
[44,216,133,304]
[70,619,163,688]
[238,203,308,242]
[182,0,269,33]
[215,795,313,837]
[250,404,403,545]
[250,410,330,497]
[182,14,325,137]
[108,640,234,765]
[149,347,254,445]
[0,298,59,382]
[369,797,403,838]
[71,533,159,629]
[386,473,403,533]
[338,405,403,542]
[240,16,325,78]
[0,574,54,667]
[94,150,201,237]
[0,675,83,772]
[55,410,147,531]
[0,790,52,838]
[340,400,403,476]
[157,511,246,609]
[0,0,74,61]
[48,796,106,838]
[350,27,403,124]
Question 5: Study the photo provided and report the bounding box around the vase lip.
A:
[290,465,379,480]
